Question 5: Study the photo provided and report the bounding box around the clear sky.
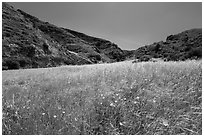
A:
[9,2,202,50]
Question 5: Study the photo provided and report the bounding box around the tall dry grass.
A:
[2,60,202,135]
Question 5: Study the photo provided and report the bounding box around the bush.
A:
[154,44,161,52]
[2,66,8,70]
[2,57,33,70]
[3,59,20,70]
[188,47,202,59]
[18,58,32,68]
[20,45,36,57]
[88,54,101,63]
[138,55,152,62]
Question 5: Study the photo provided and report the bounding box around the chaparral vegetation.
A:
[2,60,202,135]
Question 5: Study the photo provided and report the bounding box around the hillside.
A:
[2,2,124,70]
[2,2,202,70]
[126,28,202,61]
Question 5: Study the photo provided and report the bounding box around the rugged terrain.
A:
[2,2,124,70]
[125,28,202,61]
[2,2,202,70]
[2,3,202,135]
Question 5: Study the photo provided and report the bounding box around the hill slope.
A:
[126,28,202,61]
[2,2,124,70]
[2,2,202,70]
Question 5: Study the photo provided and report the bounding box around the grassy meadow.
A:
[2,60,202,135]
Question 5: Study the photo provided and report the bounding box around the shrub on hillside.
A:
[88,54,101,63]
[154,43,161,52]
[188,47,202,59]
[18,58,32,68]
[20,45,36,58]
[138,55,152,62]
[3,59,20,70]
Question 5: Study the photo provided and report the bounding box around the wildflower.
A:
[119,122,123,126]
[42,113,45,115]
[133,101,137,104]
[62,111,65,114]
[110,103,115,107]
[162,118,169,126]
[53,115,57,118]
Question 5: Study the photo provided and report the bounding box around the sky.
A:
[9,2,202,50]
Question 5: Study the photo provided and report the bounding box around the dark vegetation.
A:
[2,2,202,70]
[2,2,202,135]
[2,3,124,70]
[129,29,202,62]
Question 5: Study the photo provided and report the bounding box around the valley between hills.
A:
[2,2,202,70]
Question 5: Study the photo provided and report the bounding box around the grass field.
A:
[2,60,202,135]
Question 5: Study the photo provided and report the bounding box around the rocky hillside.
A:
[2,2,202,70]
[127,28,202,61]
[2,2,124,70]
